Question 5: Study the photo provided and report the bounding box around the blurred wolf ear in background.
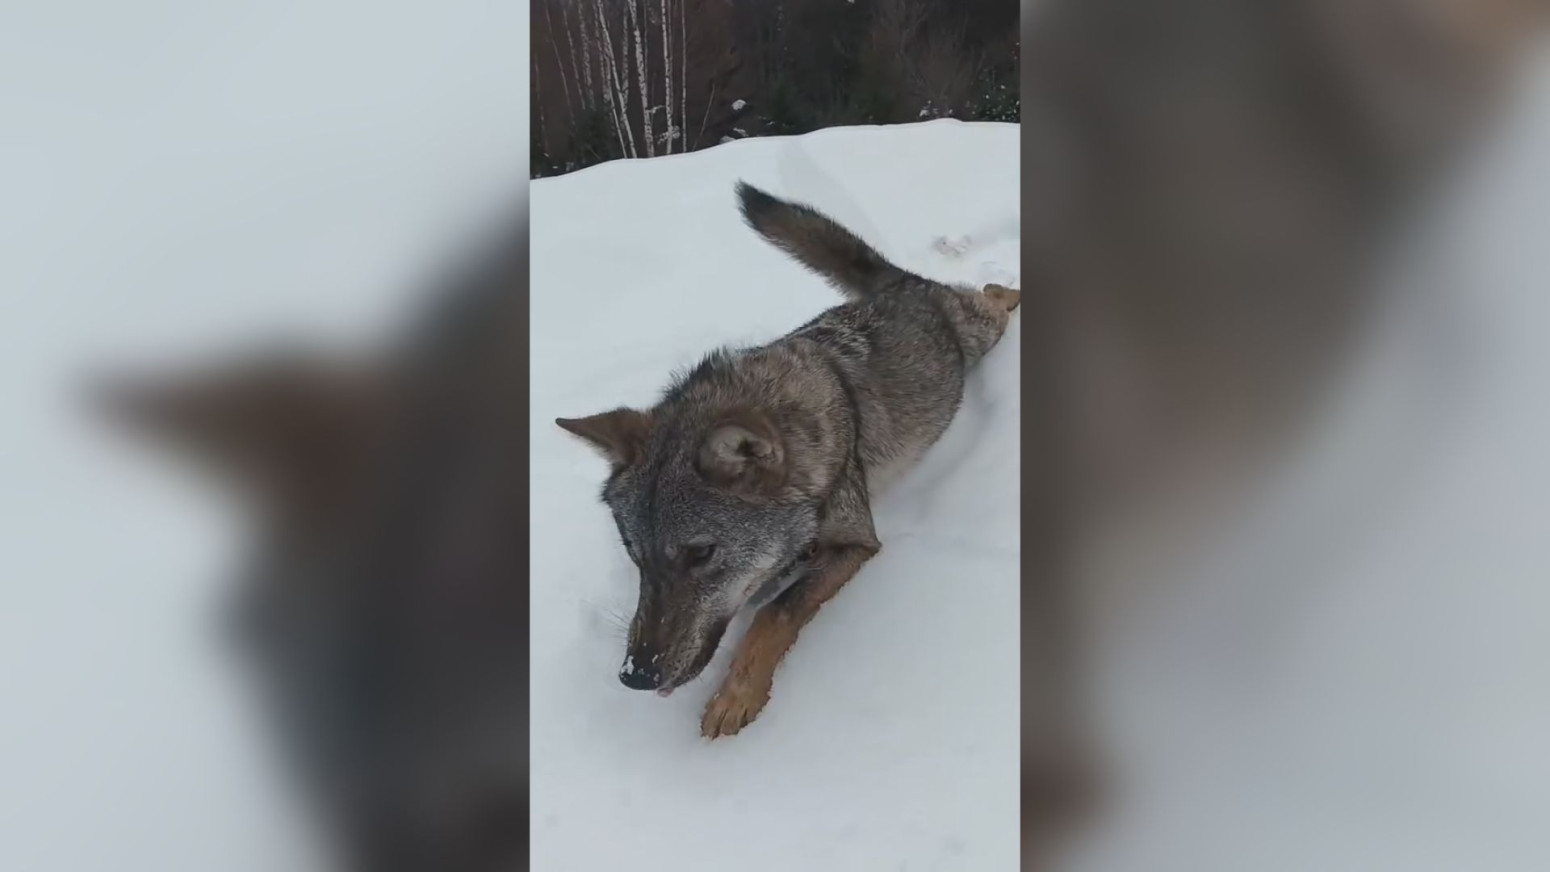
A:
[1020,0,1547,866]
[93,220,530,872]
[94,355,395,544]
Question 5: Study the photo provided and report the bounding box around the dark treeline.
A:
[531,0,1019,178]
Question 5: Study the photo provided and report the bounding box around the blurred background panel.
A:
[0,3,528,871]
[1018,1,1550,870]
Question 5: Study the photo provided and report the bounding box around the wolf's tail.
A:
[735,181,911,300]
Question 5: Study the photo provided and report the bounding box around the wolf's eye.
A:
[685,543,716,567]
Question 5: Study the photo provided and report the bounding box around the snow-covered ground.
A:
[529,121,1023,871]
[5,1,1550,868]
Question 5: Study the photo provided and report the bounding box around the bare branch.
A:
[695,80,716,150]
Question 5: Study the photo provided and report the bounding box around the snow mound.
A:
[529,121,1022,871]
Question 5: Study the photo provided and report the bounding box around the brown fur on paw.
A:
[700,681,770,739]
[983,283,1021,312]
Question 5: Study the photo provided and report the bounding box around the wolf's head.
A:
[558,362,832,694]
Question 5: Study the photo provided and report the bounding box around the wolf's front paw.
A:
[699,679,771,739]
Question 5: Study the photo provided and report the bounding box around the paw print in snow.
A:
[980,265,1019,288]
[932,235,973,259]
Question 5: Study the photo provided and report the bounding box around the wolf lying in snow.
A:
[557,182,1020,738]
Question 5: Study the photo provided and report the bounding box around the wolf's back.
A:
[735,182,912,300]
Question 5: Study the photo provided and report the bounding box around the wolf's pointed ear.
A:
[556,408,653,468]
[696,413,786,494]
[91,355,389,513]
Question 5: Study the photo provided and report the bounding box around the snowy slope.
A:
[529,121,1024,871]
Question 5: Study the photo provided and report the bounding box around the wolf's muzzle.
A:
[618,652,663,691]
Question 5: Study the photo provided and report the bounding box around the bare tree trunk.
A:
[659,0,675,154]
[594,0,637,157]
[694,80,716,150]
[624,0,656,157]
[587,1,606,117]
[541,0,577,124]
[532,54,548,164]
[678,0,686,154]
[564,0,592,108]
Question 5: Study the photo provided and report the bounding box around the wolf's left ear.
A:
[556,408,653,468]
[696,412,786,494]
[92,354,389,514]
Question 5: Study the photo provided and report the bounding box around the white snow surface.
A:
[529,121,1024,871]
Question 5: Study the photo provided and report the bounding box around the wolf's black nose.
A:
[619,655,662,690]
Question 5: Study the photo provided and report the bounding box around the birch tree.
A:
[659,0,675,153]
[593,0,637,157]
[532,53,548,164]
[624,0,655,157]
[679,0,686,155]
[563,0,593,108]
[541,0,577,124]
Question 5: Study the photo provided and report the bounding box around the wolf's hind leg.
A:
[944,282,1021,365]
[700,542,878,739]
[983,282,1021,312]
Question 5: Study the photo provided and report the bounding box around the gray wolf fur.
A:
[1019,0,1548,865]
[557,181,1020,738]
